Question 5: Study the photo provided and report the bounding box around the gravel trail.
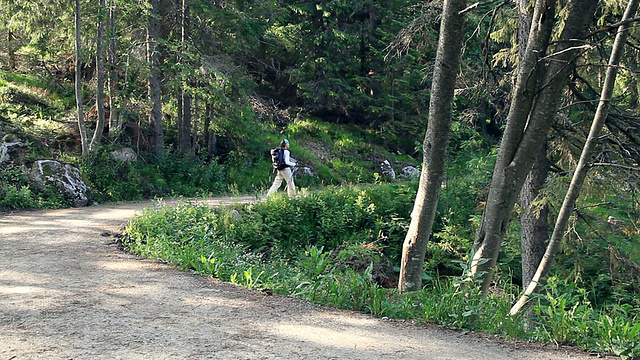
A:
[0,198,608,360]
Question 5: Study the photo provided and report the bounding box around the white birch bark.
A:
[510,0,639,315]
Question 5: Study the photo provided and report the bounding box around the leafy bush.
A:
[0,184,37,209]
[0,163,69,210]
[528,277,640,359]
[80,149,227,202]
[237,184,415,261]
[122,202,263,281]
[122,185,640,359]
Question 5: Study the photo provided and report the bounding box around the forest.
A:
[0,0,639,358]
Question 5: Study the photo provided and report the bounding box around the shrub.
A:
[80,149,227,202]
[122,186,640,359]
[0,163,69,210]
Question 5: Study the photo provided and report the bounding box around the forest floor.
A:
[0,197,613,360]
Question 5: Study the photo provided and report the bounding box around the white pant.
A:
[267,167,296,198]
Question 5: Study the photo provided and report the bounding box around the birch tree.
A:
[510,0,640,315]
[89,0,107,153]
[398,0,467,291]
[75,0,89,157]
[469,0,597,294]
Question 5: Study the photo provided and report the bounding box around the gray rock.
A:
[380,160,396,179]
[294,166,315,178]
[400,166,420,179]
[30,160,91,207]
[112,147,138,163]
[230,209,242,222]
[0,135,24,164]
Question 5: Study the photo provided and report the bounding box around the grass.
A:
[121,186,639,360]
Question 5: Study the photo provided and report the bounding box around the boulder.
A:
[380,160,396,179]
[230,209,242,222]
[0,134,26,164]
[400,166,421,179]
[296,166,316,178]
[30,160,91,207]
[112,147,137,163]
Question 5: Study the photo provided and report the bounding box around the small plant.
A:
[0,184,37,209]
[122,186,640,360]
[593,310,640,360]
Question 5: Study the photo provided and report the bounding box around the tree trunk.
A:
[107,0,120,138]
[204,103,216,160]
[517,0,532,61]
[627,54,638,109]
[510,0,639,315]
[517,0,550,291]
[398,0,467,292]
[181,89,192,156]
[148,0,163,158]
[520,144,550,287]
[470,0,597,294]
[192,94,198,158]
[90,0,107,153]
[7,30,17,70]
[75,0,89,157]
[179,0,192,157]
[204,102,211,159]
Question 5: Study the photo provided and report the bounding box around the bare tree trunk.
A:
[107,0,120,138]
[469,0,556,292]
[192,94,198,158]
[398,0,467,292]
[204,102,211,159]
[470,0,597,294]
[181,88,192,156]
[627,54,638,109]
[510,0,639,315]
[204,103,216,160]
[517,0,550,291]
[75,0,89,157]
[90,0,107,153]
[148,0,163,158]
[7,30,17,70]
[520,144,550,287]
[178,0,192,157]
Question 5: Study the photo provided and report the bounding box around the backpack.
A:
[270,147,287,170]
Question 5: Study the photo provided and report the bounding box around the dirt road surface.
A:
[0,198,607,360]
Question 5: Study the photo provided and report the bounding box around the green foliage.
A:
[123,183,639,358]
[251,0,432,149]
[532,168,640,309]
[80,149,227,202]
[0,163,69,210]
[529,278,640,359]
[0,184,37,209]
[0,77,63,128]
[234,184,415,261]
[2,2,639,357]
[592,311,640,360]
[121,202,264,281]
[278,118,420,186]
[122,183,415,269]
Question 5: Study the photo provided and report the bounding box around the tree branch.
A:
[591,162,640,171]
[459,0,508,15]
[589,16,640,36]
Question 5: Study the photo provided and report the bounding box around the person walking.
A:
[267,139,297,198]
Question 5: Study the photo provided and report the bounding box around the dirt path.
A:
[0,198,607,360]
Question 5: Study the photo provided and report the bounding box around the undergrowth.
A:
[122,185,639,360]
